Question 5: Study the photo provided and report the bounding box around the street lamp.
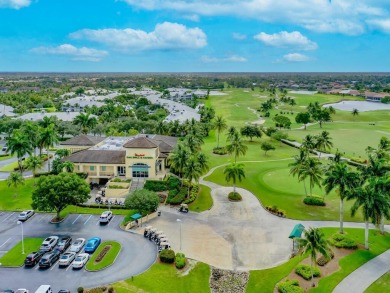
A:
[176,219,182,251]
[16,220,25,254]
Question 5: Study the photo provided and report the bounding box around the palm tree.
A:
[183,157,202,197]
[21,121,39,155]
[39,116,57,128]
[214,116,227,148]
[289,98,296,110]
[298,228,332,287]
[301,135,316,153]
[347,179,390,249]
[226,126,238,142]
[6,172,25,188]
[196,152,209,173]
[62,161,74,173]
[301,157,323,197]
[55,149,70,159]
[73,113,98,134]
[323,162,359,234]
[184,134,203,153]
[24,155,44,178]
[315,131,333,157]
[155,121,166,135]
[168,143,189,179]
[289,149,309,196]
[39,124,59,172]
[223,163,246,194]
[352,108,359,117]
[6,130,34,174]
[226,133,248,162]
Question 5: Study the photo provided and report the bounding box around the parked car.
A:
[69,238,86,253]
[54,236,72,253]
[40,236,59,252]
[84,237,101,253]
[58,291,70,293]
[72,253,89,269]
[58,252,76,267]
[38,251,60,268]
[24,250,45,266]
[17,210,34,221]
[0,290,14,293]
[99,211,113,224]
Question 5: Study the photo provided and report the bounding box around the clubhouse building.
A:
[61,134,178,183]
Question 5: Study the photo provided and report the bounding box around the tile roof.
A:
[123,137,158,148]
[60,135,106,146]
[65,150,126,164]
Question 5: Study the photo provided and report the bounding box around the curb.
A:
[85,244,122,272]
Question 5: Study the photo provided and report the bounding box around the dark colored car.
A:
[84,237,101,253]
[54,236,72,253]
[58,290,70,293]
[38,251,60,268]
[24,250,45,267]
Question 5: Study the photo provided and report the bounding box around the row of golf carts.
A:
[144,226,171,252]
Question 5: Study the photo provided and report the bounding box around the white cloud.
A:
[283,53,311,62]
[183,14,200,22]
[254,31,317,50]
[232,33,247,40]
[70,22,207,51]
[367,18,390,33]
[201,55,247,63]
[0,0,30,9]
[121,0,390,35]
[30,44,108,62]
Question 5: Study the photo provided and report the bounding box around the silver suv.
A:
[99,211,113,224]
[40,236,59,252]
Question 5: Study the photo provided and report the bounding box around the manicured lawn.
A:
[86,241,121,271]
[189,184,213,212]
[113,262,211,293]
[365,271,390,293]
[0,160,19,171]
[0,155,13,161]
[0,238,44,266]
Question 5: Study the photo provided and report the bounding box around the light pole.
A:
[16,220,25,254]
[176,219,182,251]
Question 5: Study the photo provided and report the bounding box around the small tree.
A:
[32,173,90,220]
[223,163,245,194]
[261,142,276,156]
[271,131,288,146]
[273,115,291,129]
[352,108,359,117]
[295,112,311,130]
[240,125,262,142]
[7,172,25,189]
[125,189,159,214]
[24,155,44,178]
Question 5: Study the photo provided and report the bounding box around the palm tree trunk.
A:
[340,199,344,234]
[365,221,369,250]
[217,131,220,148]
[47,149,51,172]
[233,183,236,193]
[303,180,308,196]
[18,158,23,175]
[380,216,384,235]
[311,258,315,287]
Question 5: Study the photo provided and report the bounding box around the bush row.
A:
[144,180,167,192]
[295,264,321,280]
[212,147,228,155]
[328,233,358,249]
[175,252,186,269]
[183,184,199,204]
[303,196,326,206]
[265,205,286,217]
[111,177,131,183]
[160,249,175,264]
[108,184,129,189]
[317,251,334,266]
[277,279,304,293]
[166,187,187,205]
[95,245,111,263]
[0,153,9,157]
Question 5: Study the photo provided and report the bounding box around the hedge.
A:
[228,192,242,201]
[212,147,228,155]
[109,184,129,189]
[317,251,334,266]
[183,184,199,204]
[295,264,321,280]
[303,196,326,206]
[167,176,181,190]
[160,249,175,264]
[175,252,186,269]
[144,180,167,192]
[328,233,358,249]
[277,279,304,293]
[167,187,187,205]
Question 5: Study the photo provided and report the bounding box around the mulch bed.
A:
[210,267,249,293]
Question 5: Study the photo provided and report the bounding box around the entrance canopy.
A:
[130,213,142,220]
[289,224,305,239]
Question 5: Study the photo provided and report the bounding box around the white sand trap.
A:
[289,90,318,95]
[250,119,265,125]
[324,101,390,112]
[209,91,227,96]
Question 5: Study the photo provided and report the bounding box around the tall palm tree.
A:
[155,121,166,135]
[6,172,25,188]
[168,143,189,179]
[301,157,323,197]
[39,116,57,128]
[289,149,309,196]
[315,131,333,157]
[196,152,209,173]
[183,157,202,197]
[226,126,238,142]
[214,116,227,148]
[323,162,359,234]
[226,133,248,162]
[360,154,390,181]
[62,161,74,173]
[21,121,39,155]
[347,179,390,249]
[55,149,70,159]
[298,228,332,287]
[73,113,98,135]
[6,130,34,174]
[301,134,316,153]
[352,108,359,117]
[25,155,44,178]
[224,163,246,194]
[184,134,203,153]
[39,124,59,172]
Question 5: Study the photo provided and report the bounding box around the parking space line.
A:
[66,262,73,271]
[72,214,81,224]
[50,260,60,270]
[0,212,4,216]
[96,218,100,225]
[35,264,40,270]
[84,215,92,225]
[107,216,115,226]
[0,238,12,249]
[1,212,15,222]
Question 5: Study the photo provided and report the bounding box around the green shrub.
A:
[109,184,129,189]
[213,147,228,155]
[0,154,9,157]
[167,188,187,204]
[350,157,367,164]
[144,180,167,191]
[277,279,304,293]
[111,178,122,182]
[295,264,321,280]
[317,251,334,266]
[175,252,186,269]
[108,287,114,293]
[265,205,286,217]
[160,249,175,264]
[303,196,325,206]
[167,176,181,190]
[77,287,84,293]
[328,233,358,249]
[228,192,242,201]
[183,184,199,204]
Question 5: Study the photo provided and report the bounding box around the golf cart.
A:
[179,203,189,213]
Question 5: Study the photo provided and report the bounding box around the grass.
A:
[0,160,19,171]
[189,184,213,212]
[365,271,390,293]
[0,154,13,161]
[0,238,44,266]
[113,262,211,293]
[86,241,121,271]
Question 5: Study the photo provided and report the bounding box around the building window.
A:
[132,163,149,178]
[90,166,95,171]
[101,166,106,171]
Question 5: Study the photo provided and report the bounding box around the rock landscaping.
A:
[210,267,249,293]
[95,245,112,263]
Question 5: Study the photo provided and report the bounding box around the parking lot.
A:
[0,211,157,292]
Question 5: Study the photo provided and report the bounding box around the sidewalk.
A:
[333,249,390,293]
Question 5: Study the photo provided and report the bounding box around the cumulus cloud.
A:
[232,33,247,40]
[31,44,108,62]
[69,22,207,51]
[183,14,200,22]
[283,53,311,62]
[121,0,390,35]
[367,18,390,33]
[201,55,247,63]
[254,31,317,50]
[0,0,30,9]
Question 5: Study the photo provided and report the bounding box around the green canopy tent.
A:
[289,224,305,253]
[130,213,142,220]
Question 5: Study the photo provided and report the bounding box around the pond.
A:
[324,100,390,112]
[289,90,318,95]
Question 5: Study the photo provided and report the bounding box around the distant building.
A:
[17,111,93,122]
[0,104,16,117]
[365,92,389,102]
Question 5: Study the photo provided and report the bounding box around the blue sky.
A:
[0,0,390,72]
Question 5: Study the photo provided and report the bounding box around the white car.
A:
[72,253,89,269]
[58,252,76,267]
[99,211,113,224]
[69,238,86,253]
[40,236,59,252]
[18,210,34,221]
